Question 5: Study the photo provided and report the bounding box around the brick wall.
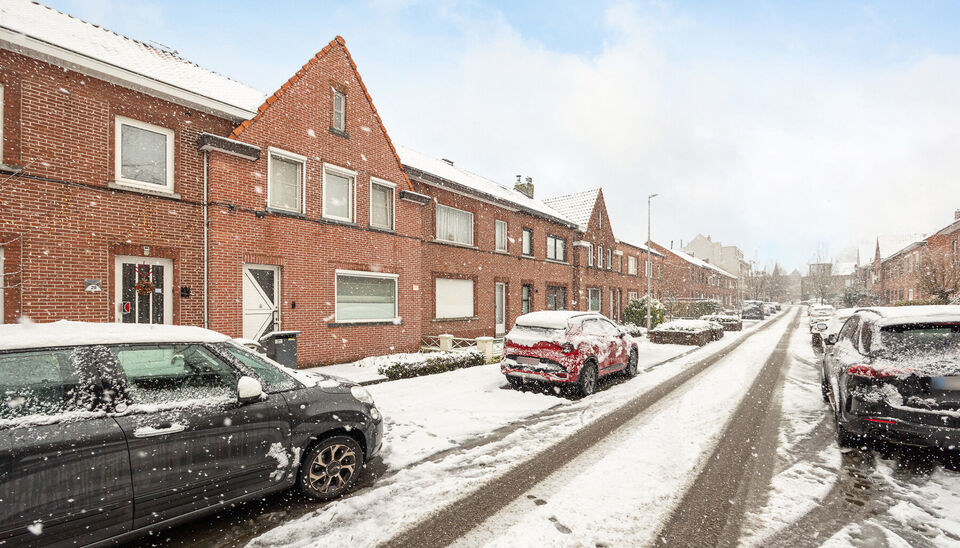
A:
[0,49,233,325]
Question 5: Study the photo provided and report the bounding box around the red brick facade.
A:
[1,19,745,367]
[871,215,960,304]
[0,48,232,326]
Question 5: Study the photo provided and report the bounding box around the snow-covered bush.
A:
[377,350,484,380]
[620,323,645,337]
[624,296,665,328]
[653,319,717,333]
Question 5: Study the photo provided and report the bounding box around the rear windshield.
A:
[507,325,567,343]
[877,323,960,356]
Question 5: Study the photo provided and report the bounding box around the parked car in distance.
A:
[763,302,778,315]
[501,311,639,397]
[0,321,382,546]
[821,306,960,451]
[814,308,856,347]
[808,304,836,333]
[742,303,765,320]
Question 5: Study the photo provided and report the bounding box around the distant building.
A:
[682,234,750,304]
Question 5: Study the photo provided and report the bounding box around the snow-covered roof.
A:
[618,240,664,258]
[515,311,600,329]
[542,189,600,231]
[668,249,738,279]
[0,0,266,119]
[858,234,927,264]
[833,262,858,276]
[397,145,576,227]
[0,320,230,351]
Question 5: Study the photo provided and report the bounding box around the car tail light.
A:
[846,365,913,378]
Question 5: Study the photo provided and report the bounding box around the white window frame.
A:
[587,243,594,267]
[369,177,397,230]
[597,245,603,267]
[435,277,475,319]
[435,203,474,246]
[332,88,346,132]
[522,228,533,256]
[0,85,4,159]
[628,256,638,275]
[607,249,612,270]
[334,269,399,323]
[267,147,307,214]
[495,220,508,252]
[114,115,175,193]
[587,288,601,312]
[628,291,638,302]
[322,163,357,222]
[547,235,566,262]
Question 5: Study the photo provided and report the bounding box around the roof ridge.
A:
[25,1,263,95]
[400,145,534,199]
[228,36,412,191]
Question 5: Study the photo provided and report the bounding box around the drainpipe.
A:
[203,150,209,329]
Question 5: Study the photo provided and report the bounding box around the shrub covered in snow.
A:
[653,319,717,333]
[620,323,645,337]
[624,296,665,328]
[377,350,484,380]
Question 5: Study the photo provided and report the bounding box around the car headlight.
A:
[350,385,376,406]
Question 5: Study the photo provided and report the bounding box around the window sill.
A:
[329,127,349,139]
[432,316,479,323]
[520,254,536,260]
[493,249,510,255]
[545,259,570,265]
[432,239,477,250]
[265,207,306,219]
[320,217,358,228]
[109,181,180,200]
[369,226,396,234]
[328,320,402,327]
[0,163,22,174]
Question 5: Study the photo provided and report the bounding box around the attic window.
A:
[332,89,346,132]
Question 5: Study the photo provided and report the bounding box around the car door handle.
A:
[134,422,187,438]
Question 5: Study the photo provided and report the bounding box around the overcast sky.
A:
[46,0,960,273]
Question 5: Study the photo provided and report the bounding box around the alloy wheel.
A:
[307,443,358,495]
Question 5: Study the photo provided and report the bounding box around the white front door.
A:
[115,256,173,324]
[495,282,506,336]
[243,264,280,341]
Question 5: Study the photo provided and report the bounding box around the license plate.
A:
[516,356,540,366]
[932,376,960,390]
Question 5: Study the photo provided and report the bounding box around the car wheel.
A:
[624,349,639,378]
[298,436,363,501]
[836,421,861,449]
[577,362,598,398]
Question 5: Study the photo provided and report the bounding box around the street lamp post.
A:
[646,193,658,332]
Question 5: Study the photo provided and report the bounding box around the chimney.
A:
[442,158,454,166]
[955,209,960,221]
[515,176,534,199]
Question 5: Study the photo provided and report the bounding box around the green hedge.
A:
[377,350,485,380]
[624,296,665,328]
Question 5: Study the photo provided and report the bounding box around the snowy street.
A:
[148,307,960,548]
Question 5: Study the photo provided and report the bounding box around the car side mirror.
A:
[824,334,838,345]
[237,375,263,403]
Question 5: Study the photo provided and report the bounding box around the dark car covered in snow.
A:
[0,321,382,546]
[501,311,639,397]
[821,306,960,451]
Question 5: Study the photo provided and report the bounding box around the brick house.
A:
[872,211,960,304]
[399,146,578,338]
[0,1,260,326]
[650,242,738,306]
[201,38,427,365]
[542,189,667,322]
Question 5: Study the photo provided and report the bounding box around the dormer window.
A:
[332,89,346,132]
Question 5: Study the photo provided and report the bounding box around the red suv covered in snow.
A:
[501,311,639,397]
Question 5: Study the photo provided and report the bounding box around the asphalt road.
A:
[655,309,799,547]
[377,312,794,548]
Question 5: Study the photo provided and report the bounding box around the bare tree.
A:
[745,269,770,300]
[768,263,788,301]
[918,253,960,303]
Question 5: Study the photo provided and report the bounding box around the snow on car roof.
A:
[856,305,960,327]
[514,311,600,329]
[0,320,231,351]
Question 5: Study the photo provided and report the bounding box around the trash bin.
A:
[259,330,301,368]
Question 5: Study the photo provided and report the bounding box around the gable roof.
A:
[0,0,265,119]
[668,248,738,279]
[398,145,576,227]
[229,36,411,191]
[542,188,601,232]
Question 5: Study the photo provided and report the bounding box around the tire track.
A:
[655,310,800,547]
